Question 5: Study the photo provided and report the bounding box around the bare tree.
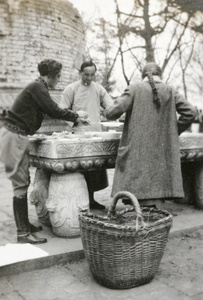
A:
[177,34,197,99]
[114,0,195,70]
[93,18,117,91]
[83,0,202,106]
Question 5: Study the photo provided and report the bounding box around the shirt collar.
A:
[36,77,48,88]
[81,79,91,86]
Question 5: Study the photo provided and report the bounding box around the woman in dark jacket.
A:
[0,59,89,244]
[106,62,196,203]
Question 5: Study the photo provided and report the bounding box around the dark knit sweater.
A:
[4,78,78,135]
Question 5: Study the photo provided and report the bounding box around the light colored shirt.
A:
[61,80,113,132]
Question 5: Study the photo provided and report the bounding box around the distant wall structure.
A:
[0,0,86,111]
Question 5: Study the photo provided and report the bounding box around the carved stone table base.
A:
[29,168,51,226]
[46,172,89,237]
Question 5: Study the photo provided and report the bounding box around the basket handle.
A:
[107,191,145,229]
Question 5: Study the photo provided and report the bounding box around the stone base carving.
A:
[29,155,117,173]
[46,172,89,237]
[29,168,51,226]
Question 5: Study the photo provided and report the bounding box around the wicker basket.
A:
[79,191,173,289]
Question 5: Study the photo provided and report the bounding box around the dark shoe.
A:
[90,201,105,210]
[18,233,47,244]
[29,223,43,233]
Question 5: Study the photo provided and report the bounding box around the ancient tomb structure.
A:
[0,0,86,114]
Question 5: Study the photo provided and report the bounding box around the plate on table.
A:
[101,122,123,127]
[28,134,47,141]
[66,133,94,139]
[91,132,121,139]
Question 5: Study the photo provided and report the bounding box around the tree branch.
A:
[161,15,192,73]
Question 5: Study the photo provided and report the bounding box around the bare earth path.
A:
[0,228,203,300]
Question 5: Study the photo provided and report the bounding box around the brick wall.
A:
[0,0,86,90]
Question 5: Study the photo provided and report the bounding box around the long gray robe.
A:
[105,78,196,200]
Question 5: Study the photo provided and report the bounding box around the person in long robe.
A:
[61,61,113,209]
[105,62,196,204]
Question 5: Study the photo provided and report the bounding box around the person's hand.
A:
[78,117,91,125]
[77,110,88,119]
[76,110,91,125]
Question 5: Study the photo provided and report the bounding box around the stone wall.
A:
[0,0,85,90]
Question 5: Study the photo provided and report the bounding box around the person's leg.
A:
[13,195,45,243]
[88,185,105,210]
[0,129,46,243]
[84,170,106,210]
[11,144,47,244]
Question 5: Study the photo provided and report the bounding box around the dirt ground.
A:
[1,229,203,300]
[70,228,203,295]
[156,228,203,297]
[1,166,203,299]
[61,228,203,299]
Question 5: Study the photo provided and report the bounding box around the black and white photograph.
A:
[0,0,203,299]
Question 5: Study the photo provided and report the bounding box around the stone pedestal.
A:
[29,168,51,226]
[29,133,120,237]
[46,172,89,237]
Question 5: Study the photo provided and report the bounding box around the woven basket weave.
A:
[79,191,173,289]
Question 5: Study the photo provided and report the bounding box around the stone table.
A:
[29,132,121,237]
[28,132,203,237]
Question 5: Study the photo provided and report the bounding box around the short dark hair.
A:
[79,61,97,72]
[38,59,62,77]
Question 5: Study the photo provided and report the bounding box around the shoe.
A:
[90,201,105,210]
[18,233,47,244]
[29,223,43,233]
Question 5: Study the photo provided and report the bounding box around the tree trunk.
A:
[143,0,155,62]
